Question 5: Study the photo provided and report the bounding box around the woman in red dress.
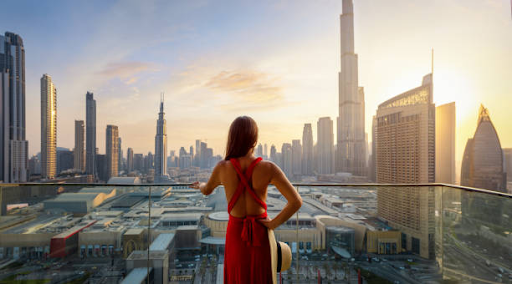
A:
[192,116,302,284]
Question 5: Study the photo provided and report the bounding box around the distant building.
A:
[144,152,154,173]
[504,148,512,184]
[127,148,134,173]
[74,120,85,172]
[302,123,313,176]
[264,144,268,159]
[154,96,168,180]
[461,105,506,192]
[336,0,366,177]
[270,145,277,164]
[41,74,57,179]
[291,139,302,177]
[57,149,74,175]
[0,32,29,183]
[256,143,263,157]
[369,116,377,182]
[134,154,144,172]
[435,102,456,184]
[118,137,123,173]
[106,125,119,180]
[375,74,435,183]
[281,143,292,178]
[96,154,107,182]
[317,117,334,175]
[29,155,41,175]
[86,92,97,177]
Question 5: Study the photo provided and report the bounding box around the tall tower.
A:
[302,123,313,176]
[0,32,28,182]
[74,120,85,172]
[86,92,96,177]
[154,94,168,180]
[435,102,456,184]
[40,74,57,179]
[336,0,366,176]
[106,125,119,180]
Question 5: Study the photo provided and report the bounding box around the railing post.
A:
[147,185,151,284]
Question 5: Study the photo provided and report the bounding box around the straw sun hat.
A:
[268,228,292,284]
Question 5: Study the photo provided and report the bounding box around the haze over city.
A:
[1,0,511,177]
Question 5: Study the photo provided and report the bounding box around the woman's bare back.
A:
[219,158,273,218]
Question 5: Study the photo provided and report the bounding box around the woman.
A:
[191,116,302,284]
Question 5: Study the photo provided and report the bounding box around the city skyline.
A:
[0,1,511,181]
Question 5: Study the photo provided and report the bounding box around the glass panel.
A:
[1,184,510,283]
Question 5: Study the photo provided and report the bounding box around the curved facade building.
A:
[461,105,506,192]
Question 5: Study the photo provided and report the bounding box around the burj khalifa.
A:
[336,0,366,176]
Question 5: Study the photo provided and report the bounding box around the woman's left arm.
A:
[191,161,223,195]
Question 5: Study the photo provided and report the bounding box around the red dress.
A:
[224,157,272,284]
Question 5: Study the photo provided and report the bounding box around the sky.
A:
[1,0,511,180]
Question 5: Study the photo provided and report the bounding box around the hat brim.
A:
[268,228,278,284]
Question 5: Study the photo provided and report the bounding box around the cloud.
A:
[96,61,157,84]
[204,70,284,105]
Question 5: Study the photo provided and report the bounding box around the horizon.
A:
[1,0,511,179]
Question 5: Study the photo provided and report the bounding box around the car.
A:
[407,258,413,262]
[350,258,355,262]
[188,264,195,268]
[176,264,183,268]
[399,266,405,270]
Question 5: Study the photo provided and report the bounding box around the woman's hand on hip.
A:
[257,216,277,230]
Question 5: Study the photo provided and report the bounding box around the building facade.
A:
[86,92,96,177]
[302,123,313,176]
[40,74,57,179]
[291,139,302,178]
[74,120,85,172]
[461,105,506,192]
[106,125,119,180]
[127,148,134,173]
[435,102,456,184]
[0,32,28,182]
[317,117,334,175]
[336,0,366,176]
[375,74,435,183]
[281,143,292,178]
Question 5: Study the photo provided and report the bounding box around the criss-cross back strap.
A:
[227,157,265,213]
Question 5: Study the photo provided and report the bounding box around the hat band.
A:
[276,241,282,272]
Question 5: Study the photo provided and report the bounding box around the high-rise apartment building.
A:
[302,123,313,175]
[270,145,277,164]
[291,140,302,177]
[127,148,134,173]
[106,125,119,180]
[154,97,168,180]
[461,105,506,192]
[281,143,292,178]
[504,148,512,186]
[317,117,334,175]
[256,143,263,157]
[0,32,28,182]
[74,120,85,172]
[435,102,456,184]
[40,74,57,179]
[86,92,96,177]
[375,74,435,183]
[336,0,366,176]
[264,144,268,159]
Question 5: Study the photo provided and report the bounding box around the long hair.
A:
[225,116,258,160]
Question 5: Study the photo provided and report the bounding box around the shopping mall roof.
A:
[121,267,151,284]
[108,177,141,185]
[149,233,175,251]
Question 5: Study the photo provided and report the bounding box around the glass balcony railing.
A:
[0,183,511,284]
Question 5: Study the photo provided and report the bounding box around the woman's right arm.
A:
[259,162,302,230]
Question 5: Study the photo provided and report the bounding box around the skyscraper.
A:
[106,125,119,180]
[461,105,506,192]
[86,92,96,177]
[375,74,435,183]
[302,123,313,175]
[291,139,302,177]
[127,147,134,173]
[0,32,28,182]
[74,120,85,172]
[154,96,168,180]
[256,143,263,157]
[281,143,292,178]
[270,145,277,164]
[40,74,57,179]
[435,102,456,184]
[336,0,366,176]
[317,117,334,175]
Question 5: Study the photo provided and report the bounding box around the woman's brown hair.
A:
[225,116,258,160]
